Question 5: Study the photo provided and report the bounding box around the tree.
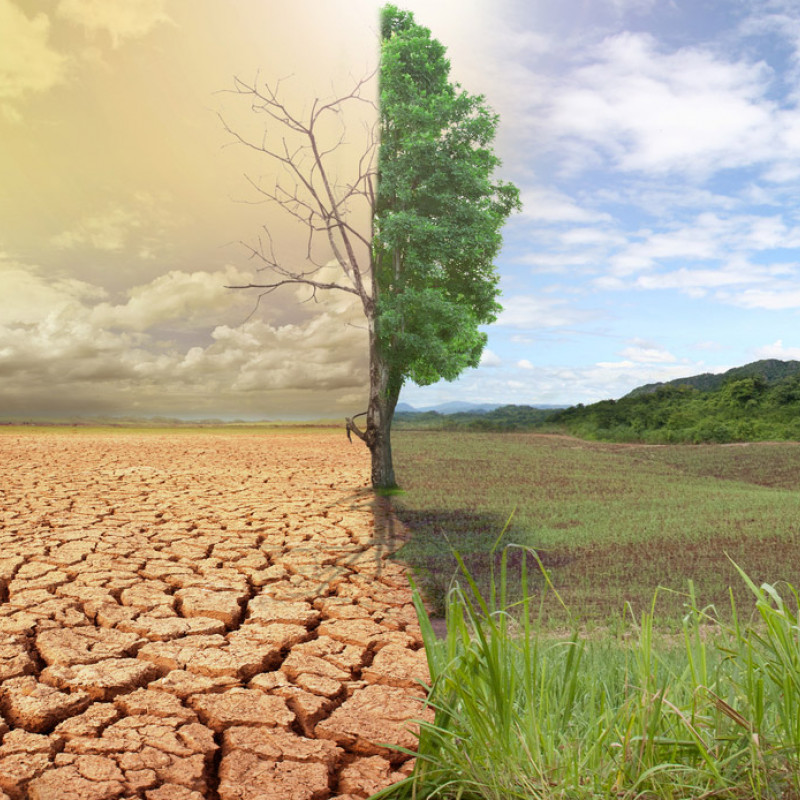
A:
[223,5,519,488]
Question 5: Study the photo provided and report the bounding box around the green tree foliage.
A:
[374,5,520,396]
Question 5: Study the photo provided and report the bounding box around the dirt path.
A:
[0,431,431,800]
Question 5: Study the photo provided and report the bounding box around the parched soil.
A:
[0,430,432,800]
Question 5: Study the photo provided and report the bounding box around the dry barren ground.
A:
[0,430,432,800]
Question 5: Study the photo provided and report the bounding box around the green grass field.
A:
[383,431,800,799]
[389,431,800,627]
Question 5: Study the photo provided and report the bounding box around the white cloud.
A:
[514,252,599,272]
[607,0,657,12]
[0,260,368,418]
[739,7,800,97]
[53,194,182,256]
[0,1,66,116]
[594,275,626,290]
[54,206,141,252]
[479,348,502,367]
[753,339,800,359]
[615,213,800,272]
[635,266,762,291]
[595,184,741,217]
[623,221,721,263]
[619,340,676,363]
[726,287,800,309]
[558,227,627,247]
[56,0,171,47]
[545,31,779,176]
[569,209,800,301]
[496,295,599,329]
[90,267,247,331]
[518,188,612,224]
[0,259,106,324]
[739,183,783,206]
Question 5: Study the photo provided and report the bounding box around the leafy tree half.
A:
[348,5,519,486]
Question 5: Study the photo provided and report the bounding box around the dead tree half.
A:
[221,72,399,488]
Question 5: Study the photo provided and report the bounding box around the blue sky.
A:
[400,0,800,408]
[3,0,800,418]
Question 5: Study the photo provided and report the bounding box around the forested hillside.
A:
[626,359,800,397]
[552,364,800,443]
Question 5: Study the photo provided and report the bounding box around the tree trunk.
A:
[346,323,401,490]
[365,333,400,490]
[367,393,398,490]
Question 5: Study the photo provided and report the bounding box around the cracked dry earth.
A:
[0,430,433,800]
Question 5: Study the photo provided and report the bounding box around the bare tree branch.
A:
[345,412,368,443]
[225,278,359,296]
[220,69,400,482]
[219,70,377,317]
[238,233,346,288]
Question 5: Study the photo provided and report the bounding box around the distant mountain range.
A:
[396,401,566,414]
[396,401,500,414]
[625,359,800,398]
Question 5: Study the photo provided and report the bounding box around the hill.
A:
[550,359,800,443]
[626,359,800,397]
[394,404,562,431]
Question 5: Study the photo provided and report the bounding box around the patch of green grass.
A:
[389,432,800,626]
[374,552,800,800]
[375,486,407,497]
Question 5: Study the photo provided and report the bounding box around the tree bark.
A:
[365,342,399,489]
[346,324,400,489]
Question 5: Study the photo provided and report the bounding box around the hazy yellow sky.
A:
[1,0,397,419]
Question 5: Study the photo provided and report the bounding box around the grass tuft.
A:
[375,486,408,497]
[374,549,800,800]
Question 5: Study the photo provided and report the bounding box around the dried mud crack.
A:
[0,431,431,800]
